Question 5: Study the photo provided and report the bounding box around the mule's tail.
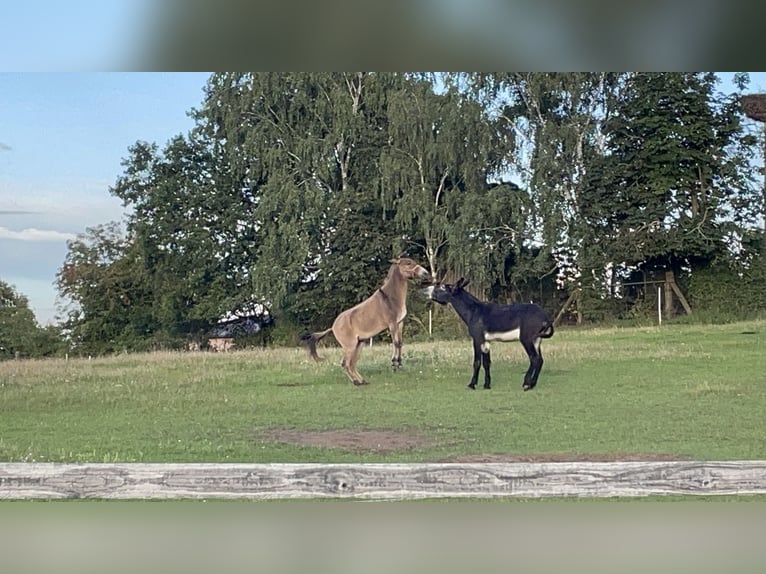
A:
[300,328,333,361]
[539,321,555,339]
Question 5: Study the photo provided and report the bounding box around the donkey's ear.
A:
[455,277,465,288]
[461,279,471,288]
[436,269,446,283]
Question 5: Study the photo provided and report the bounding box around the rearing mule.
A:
[301,255,430,385]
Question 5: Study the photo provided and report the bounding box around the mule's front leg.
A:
[390,322,403,369]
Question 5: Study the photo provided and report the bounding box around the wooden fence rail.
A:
[2,461,766,500]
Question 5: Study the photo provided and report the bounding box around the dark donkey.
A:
[424,278,554,391]
[301,255,430,385]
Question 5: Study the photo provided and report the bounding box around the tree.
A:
[466,74,622,305]
[56,223,156,353]
[581,73,759,283]
[52,72,766,345]
[380,74,515,289]
[0,280,61,359]
[110,132,262,339]
[194,72,408,327]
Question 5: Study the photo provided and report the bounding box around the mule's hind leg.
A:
[390,321,403,369]
[341,346,369,386]
[334,325,369,385]
[340,348,357,385]
[347,339,370,385]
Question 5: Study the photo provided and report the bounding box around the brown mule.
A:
[301,255,430,385]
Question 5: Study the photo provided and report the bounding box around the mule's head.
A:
[390,256,430,281]
[422,277,470,304]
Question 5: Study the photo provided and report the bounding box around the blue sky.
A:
[1,73,210,324]
[0,1,153,71]
[1,72,766,325]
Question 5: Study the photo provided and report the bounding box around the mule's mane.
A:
[380,261,409,296]
[384,262,400,283]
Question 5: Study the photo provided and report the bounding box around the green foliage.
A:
[687,259,766,320]
[581,73,758,273]
[380,74,512,278]
[0,281,63,359]
[111,135,260,334]
[56,223,159,354]
[263,318,305,348]
[52,72,766,351]
[194,73,409,320]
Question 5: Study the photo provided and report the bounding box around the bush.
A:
[687,260,766,319]
[267,319,307,347]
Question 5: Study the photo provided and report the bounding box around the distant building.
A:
[204,313,273,352]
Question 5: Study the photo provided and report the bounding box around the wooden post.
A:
[428,308,432,336]
[665,269,692,315]
[575,289,582,325]
[669,281,692,315]
[664,271,674,316]
[665,270,692,315]
[553,288,579,327]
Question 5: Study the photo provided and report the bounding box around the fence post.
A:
[429,308,433,336]
[664,271,675,316]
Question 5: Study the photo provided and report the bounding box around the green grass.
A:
[2,320,765,463]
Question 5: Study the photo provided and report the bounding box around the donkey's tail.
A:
[539,321,555,339]
[300,328,334,361]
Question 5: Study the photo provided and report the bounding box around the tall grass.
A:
[2,320,765,463]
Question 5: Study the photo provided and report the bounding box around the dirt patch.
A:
[260,429,434,453]
[259,429,686,461]
[437,452,689,463]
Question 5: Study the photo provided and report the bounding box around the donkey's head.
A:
[423,277,470,304]
[390,253,431,281]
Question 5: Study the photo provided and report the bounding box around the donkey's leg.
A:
[390,321,403,369]
[521,337,543,391]
[468,339,483,389]
[481,345,492,390]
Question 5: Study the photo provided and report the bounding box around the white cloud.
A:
[0,178,127,234]
[0,226,76,242]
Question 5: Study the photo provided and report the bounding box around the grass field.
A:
[1,320,765,464]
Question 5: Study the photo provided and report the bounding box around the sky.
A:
[0,73,211,324]
[2,72,766,326]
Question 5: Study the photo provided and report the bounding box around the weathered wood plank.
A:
[2,461,766,500]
